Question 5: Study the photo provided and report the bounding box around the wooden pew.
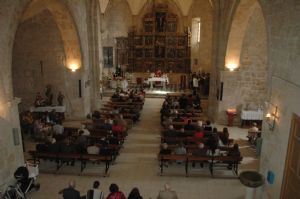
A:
[158,154,188,176]
[157,153,243,177]
[29,151,112,176]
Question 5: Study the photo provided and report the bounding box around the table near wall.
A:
[145,77,169,90]
[30,106,66,113]
[241,109,264,127]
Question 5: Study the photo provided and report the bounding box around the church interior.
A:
[0,0,300,198]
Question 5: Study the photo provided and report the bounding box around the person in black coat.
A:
[128,187,143,199]
[59,180,81,199]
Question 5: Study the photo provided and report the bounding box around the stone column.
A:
[208,0,240,121]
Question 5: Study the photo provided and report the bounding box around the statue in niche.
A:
[57,91,64,106]
[45,85,53,106]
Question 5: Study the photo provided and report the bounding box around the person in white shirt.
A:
[52,120,64,135]
[87,141,100,155]
[86,181,104,199]
[247,122,259,144]
[77,124,90,136]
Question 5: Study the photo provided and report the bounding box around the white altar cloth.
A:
[30,106,66,113]
[145,77,169,84]
[241,109,263,120]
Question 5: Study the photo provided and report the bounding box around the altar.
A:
[241,109,264,127]
[30,106,66,113]
[145,77,169,90]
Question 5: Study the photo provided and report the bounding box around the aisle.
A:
[108,98,163,179]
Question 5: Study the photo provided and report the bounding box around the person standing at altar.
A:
[192,74,199,94]
[155,69,162,77]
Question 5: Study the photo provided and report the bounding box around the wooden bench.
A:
[29,151,112,176]
[158,154,243,177]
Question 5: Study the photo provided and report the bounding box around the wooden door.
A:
[281,114,300,199]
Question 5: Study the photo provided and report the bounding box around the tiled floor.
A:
[25,98,259,199]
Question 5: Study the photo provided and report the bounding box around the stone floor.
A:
[25,98,259,199]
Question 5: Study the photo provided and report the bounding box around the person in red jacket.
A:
[194,127,204,144]
[106,183,126,199]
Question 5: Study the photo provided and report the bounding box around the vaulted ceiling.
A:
[99,0,197,16]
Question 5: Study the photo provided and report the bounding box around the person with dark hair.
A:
[184,120,195,131]
[227,143,241,169]
[219,127,230,145]
[75,130,87,153]
[204,120,212,132]
[87,180,104,199]
[128,187,143,199]
[106,183,126,199]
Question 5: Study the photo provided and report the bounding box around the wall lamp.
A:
[225,63,238,72]
[265,105,279,131]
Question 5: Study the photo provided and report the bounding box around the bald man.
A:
[59,180,81,199]
[157,183,178,199]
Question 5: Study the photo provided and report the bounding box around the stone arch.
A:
[21,0,82,70]
[225,0,264,68]
[11,0,84,116]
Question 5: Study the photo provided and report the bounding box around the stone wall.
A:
[12,10,78,115]
[188,0,213,73]
[0,0,29,190]
[101,0,133,76]
[258,0,300,198]
[217,6,267,124]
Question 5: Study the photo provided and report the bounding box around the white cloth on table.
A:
[241,110,263,120]
[30,106,66,113]
[146,77,169,84]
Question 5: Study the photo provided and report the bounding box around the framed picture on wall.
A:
[103,47,113,68]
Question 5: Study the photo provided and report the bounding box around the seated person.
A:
[159,143,172,155]
[60,138,76,165]
[192,143,207,156]
[173,142,187,155]
[92,111,101,120]
[77,124,90,136]
[118,114,128,132]
[219,127,230,145]
[164,125,178,137]
[204,120,213,132]
[194,127,204,144]
[52,120,64,135]
[178,127,186,137]
[227,143,241,169]
[87,140,100,155]
[247,122,259,144]
[193,94,202,110]
[192,143,207,167]
[112,120,123,137]
[75,130,87,153]
[163,118,173,129]
[184,120,195,131]
[107,134,119,145]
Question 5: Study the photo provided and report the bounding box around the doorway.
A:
[281,113,300,198]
